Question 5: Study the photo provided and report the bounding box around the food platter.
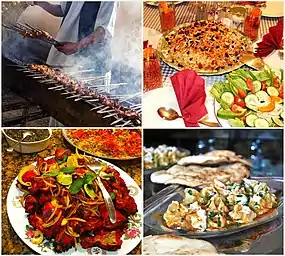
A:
[157,21,253,76]
[145,1,183,7]
[211,68,284,128]
[144,178,283,238]
[144,146,190,175]
[62,129,141,160]
[7,156,142,255]
[261,1,284,17]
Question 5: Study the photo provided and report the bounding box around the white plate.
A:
[143,27,162,49]
[262,1,284,17]
[7,157,142,255]
[214,99,231,128]
[143,82,216,128]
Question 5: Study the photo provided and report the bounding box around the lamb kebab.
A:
[28,64,141,122]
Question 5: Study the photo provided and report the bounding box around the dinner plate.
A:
[62,129,141,160]
[143,27,162,49]
[143,82,218,128]
[261,1,284,17]
[145,1,183,7]
[7,156,143,255]
[144,178,283,238]
[157,23,253,76]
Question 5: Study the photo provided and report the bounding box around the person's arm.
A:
[33,1,64,17]
[55,26,106,55]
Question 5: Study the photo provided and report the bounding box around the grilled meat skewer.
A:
[28,64,141,121]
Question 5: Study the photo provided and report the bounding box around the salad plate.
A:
[211,68,284,127]
[7,153,142,255]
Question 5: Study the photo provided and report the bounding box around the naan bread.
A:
[143,235,218,255]
[151,163,250,187]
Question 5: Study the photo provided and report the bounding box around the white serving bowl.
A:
[3,129,52,154]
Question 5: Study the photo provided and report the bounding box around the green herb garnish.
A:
[69,178,84,194]
[109,192,116,200]
[42,171,60,177]
[60,167,76,173]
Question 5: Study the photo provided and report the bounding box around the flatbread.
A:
[143,235,218,255]
[151,163,250,187]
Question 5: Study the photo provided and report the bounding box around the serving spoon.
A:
[87,161,117,224]
[157,107,220,127]
[7,131,34,152]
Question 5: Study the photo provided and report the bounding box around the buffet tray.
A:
[144,177,283,254]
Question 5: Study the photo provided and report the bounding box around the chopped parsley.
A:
[208,211,217,219]
[188,190,192,195]
[217,218,221,227]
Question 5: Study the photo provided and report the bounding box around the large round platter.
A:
[145,1,183,7]
[62,129,141,160]
[7,156,142,255]
[261,2,284,17]
[157,22,253,76]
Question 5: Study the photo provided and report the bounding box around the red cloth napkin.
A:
[170,70,207,127]
[255,18,284,58]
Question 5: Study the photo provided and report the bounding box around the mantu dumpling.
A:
[229,204,257,224]
[249,192,278,215]
[164,201,190,229]
[182,188,201,205]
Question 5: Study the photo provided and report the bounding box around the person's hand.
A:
[55,42,79,55]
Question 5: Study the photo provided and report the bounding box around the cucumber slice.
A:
[255,91,270,106]
[267,87,279,97]
[246,114,258,127]
[253,81,261,92]
[228,118,245,127]
[221,92,234,107]
[254,118,270,128]
[245,94,259,106]
[256,91,270,101]
[272,117,284,127]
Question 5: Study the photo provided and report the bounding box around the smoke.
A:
[2,1,142,105]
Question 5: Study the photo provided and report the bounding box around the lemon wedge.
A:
[84,184,96,199]
[66,155,78,168]
[56,173,72,186]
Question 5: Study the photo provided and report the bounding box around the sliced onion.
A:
[42,179,56,188]
[66,224,80,237]
[66,217,86,222]
[79,198,104,205]
[38,162,48,174]
[66,203,80,218]
[43,210,62,228]
[45,207,58,223]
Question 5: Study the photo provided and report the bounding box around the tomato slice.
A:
[246,78,255,93]
[231,104,246,114]
[273,76,280,88]
[234,96,246,108]
[261,81,267,91]
[238,88,247,99]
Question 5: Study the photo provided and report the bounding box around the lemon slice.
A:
[67,155,78,168]
[56,173,73,186]
[84,184,96,199]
